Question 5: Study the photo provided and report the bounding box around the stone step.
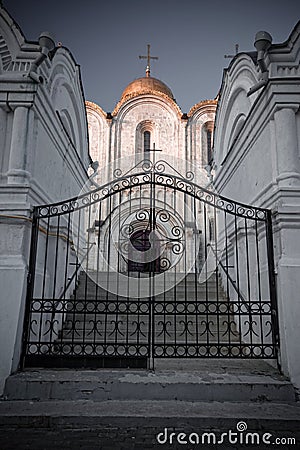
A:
[3,362,295,403]
[2,361,298,448]
[0,399,299,449]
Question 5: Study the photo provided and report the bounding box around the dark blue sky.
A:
[4,0,299,113]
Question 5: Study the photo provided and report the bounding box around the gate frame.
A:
[20,161,281,369]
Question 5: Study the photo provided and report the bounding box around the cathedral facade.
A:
[86,66,216,173]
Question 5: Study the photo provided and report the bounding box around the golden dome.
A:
[120,76,175,102]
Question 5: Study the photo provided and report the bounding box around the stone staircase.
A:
[1,272,299,449]
[0,361,299,449]
[55,271,240,359]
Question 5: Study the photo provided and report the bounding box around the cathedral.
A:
[84,50,217,278]
[0,5,300,446]
[86,50,216,173]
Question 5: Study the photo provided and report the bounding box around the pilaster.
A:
[6,105,32,184]
[274,106,300,186]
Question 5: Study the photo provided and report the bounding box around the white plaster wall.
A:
[0,6,90,394]
[214,25,300,389]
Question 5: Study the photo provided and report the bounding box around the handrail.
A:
[208,243,251,313]
[58,242,95,301]
[49,243,95,322]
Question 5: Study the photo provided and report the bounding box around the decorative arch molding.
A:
[188,99,217,118]
[113,92,183,119]
[214,54,259,164]
[136,119,155,134]
[86,101,107,120]
[187,101,217,165]
[227,112,246,149]
[47,53,88,163]
[115,94,181,126]
[86,101,109,165]
[48,57,80,100]
[59,108,76,147]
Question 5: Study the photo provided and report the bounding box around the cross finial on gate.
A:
[139,44,158,77]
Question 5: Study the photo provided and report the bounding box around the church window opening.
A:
[144,131,151,152]
[204,121,214,165]
[207,129,212,163]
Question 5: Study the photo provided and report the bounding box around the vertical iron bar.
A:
[234,211,242,354]
[104,194,112,356]
[163,184,167,354]
[214,201,219,354]
[149,167,154,369]
[203,202,209,354]
[20,207,39,368]
[39,215,50,351]
[244,218,253,352]
[126,184,132,359]
[60,212,71,351]
[173,177,177,357]
[115,190,121,352]
[193,193,199,354]
[184,189,188,354]
[82,199,92,356]
[94,199,102,353]
[255,220,264,351]
[50,215,60,348]
[265,210,280,362]
[224,212,231,353]
[71,208,82,356]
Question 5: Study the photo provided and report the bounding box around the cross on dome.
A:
[139,44,158,77]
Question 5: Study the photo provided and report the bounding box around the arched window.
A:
[136,121,155,159]
[207,129,212,163]
[204,121,214,165]
[144,131,151,152]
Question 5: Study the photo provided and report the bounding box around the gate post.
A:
[20,207,39,369]
[265,209,280,364]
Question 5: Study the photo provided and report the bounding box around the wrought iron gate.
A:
[22,158,280,368]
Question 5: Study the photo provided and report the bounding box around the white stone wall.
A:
[86,101,109,172]
[86,92,217,171]
[0,6,90,393]
[112,96,183,159]
[214,22,300,389]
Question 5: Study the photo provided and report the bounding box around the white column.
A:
[0,107,7,169]
[274,107,300,186]
[7,106,31,184]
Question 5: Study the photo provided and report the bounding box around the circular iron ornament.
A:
[69,153,271,301]
[70,154,207,298]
